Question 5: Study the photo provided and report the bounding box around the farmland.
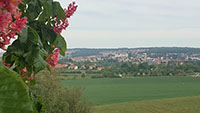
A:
[94,96,200,113]
[61,77,200,106]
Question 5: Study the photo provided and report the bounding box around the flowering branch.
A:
[0,0,27,50]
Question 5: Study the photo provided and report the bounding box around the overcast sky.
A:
[59,0,200,48]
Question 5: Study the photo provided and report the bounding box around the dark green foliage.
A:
[0,64,37,113]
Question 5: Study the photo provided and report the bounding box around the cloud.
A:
[64,0,200,30]
[62,28,200,48]
[58,0,200,48]
[63,28,200,39]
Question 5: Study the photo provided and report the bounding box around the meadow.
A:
[61,77,200,106]
[94,96,200,113]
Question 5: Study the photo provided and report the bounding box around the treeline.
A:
[58,60,200,78]
[142,47,200,55]
[102,63,200,77]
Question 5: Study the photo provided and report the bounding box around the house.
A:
[74,66,78,70]
[80,65,86,69]
[180,61,184,65]
[68,65,75,69]
[55,64,67,68]
[68,65,78,69]
[97,67,104,71]
[107,66,112,69]
[89,65,96,70]
[153,58,161,64]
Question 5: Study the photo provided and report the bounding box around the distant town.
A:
[57,47,200,70]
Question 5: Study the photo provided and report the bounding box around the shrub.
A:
[31,71,93,113]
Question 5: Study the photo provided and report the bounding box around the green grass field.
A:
[61,77,200,105]
[94,96,200,113]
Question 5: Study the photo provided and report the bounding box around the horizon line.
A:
[67,46,200,49]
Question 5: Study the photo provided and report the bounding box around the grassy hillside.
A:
[61,77,200,105]
[94,96,200,113]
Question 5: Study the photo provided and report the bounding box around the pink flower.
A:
[0,0,27,50]
[22,68,27,72]
[66,2,78,18]
[20,68,35,81]
[53,15,69,34]
[11,17,27,33]
[29,77,34,80]
[4,0,22,15]
[52,45,56,48]
[21,75,34,81]
[46,48,60,67]
[1,60,11,68]
[53,2,78,34]
[0,10,12,32]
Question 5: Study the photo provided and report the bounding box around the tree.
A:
[0,0,77,112]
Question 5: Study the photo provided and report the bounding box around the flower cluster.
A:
[1,60,11,68]
[0,0,27,50]
[20,68,34,81]
[46,48,60,67]
[53,2,78,34]
[66,2,78,18]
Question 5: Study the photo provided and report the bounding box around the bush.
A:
[31,71,93,113]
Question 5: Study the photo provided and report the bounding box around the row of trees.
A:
[59,62,200,79]
[103,63,200,77]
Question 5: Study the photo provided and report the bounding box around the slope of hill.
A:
[94,96,200,113]
[62,77,200,105]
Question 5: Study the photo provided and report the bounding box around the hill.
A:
[67,47,200,57]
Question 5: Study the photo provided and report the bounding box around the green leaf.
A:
[38,0,52,21]
[0,62,3,66]
[39,49,48,59]
[20,27,28,43]
[33,55,48,72]
[53,35,67,56]
[23,46,40,64]
[39,1,65,22]
[6,40,25,56]
[0,66,37,113]
[52,2,65,21]
[28,27,43,47]
[41,24,57,44]
[46,65,51,72]
[26,0,42,21]
[23,46,48,73]
[2,53,14,66]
